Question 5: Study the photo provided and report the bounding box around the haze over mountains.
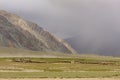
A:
[66,35,120,56]
[0,10,76,54]
[1,10,120,56]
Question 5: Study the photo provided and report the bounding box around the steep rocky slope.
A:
[0,10,76,54]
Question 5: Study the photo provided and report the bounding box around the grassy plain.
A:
[0,56,120,78]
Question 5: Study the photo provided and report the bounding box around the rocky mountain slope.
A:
[0,10,76,54]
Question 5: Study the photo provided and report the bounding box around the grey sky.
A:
[0,0,120,39]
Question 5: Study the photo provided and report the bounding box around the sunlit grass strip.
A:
[0,71,120,78]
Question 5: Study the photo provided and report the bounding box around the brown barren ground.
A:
[0,78,120,80]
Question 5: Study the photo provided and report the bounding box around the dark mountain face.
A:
[0,10,76,54]
[65,35,120,56]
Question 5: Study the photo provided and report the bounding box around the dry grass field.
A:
[0,56,120,78]
[0,78,120,80]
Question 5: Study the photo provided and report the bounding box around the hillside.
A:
[0,10,76,54]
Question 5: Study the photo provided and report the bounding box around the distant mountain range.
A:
[0,10,76,54]
[65,35,120,56]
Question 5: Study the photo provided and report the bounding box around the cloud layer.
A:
[1,0,120,38]
[1,0,120,55]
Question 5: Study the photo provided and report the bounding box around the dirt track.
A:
[0,78,120,80]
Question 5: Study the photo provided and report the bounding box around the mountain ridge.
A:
[0,10,76,54]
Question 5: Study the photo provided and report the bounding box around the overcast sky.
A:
[0,0,120,39]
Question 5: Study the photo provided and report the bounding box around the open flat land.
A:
[0,56,120,78]
[0,78,120,80]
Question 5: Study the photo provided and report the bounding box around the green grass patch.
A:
[0,57,120,78]
[0,71,119,78]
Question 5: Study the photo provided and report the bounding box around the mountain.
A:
[65,36,84,54]
[0,10,76,54]
[65,35,120,56]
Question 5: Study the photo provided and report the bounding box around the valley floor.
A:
[0,57,120,78]
[0,78,120,80]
